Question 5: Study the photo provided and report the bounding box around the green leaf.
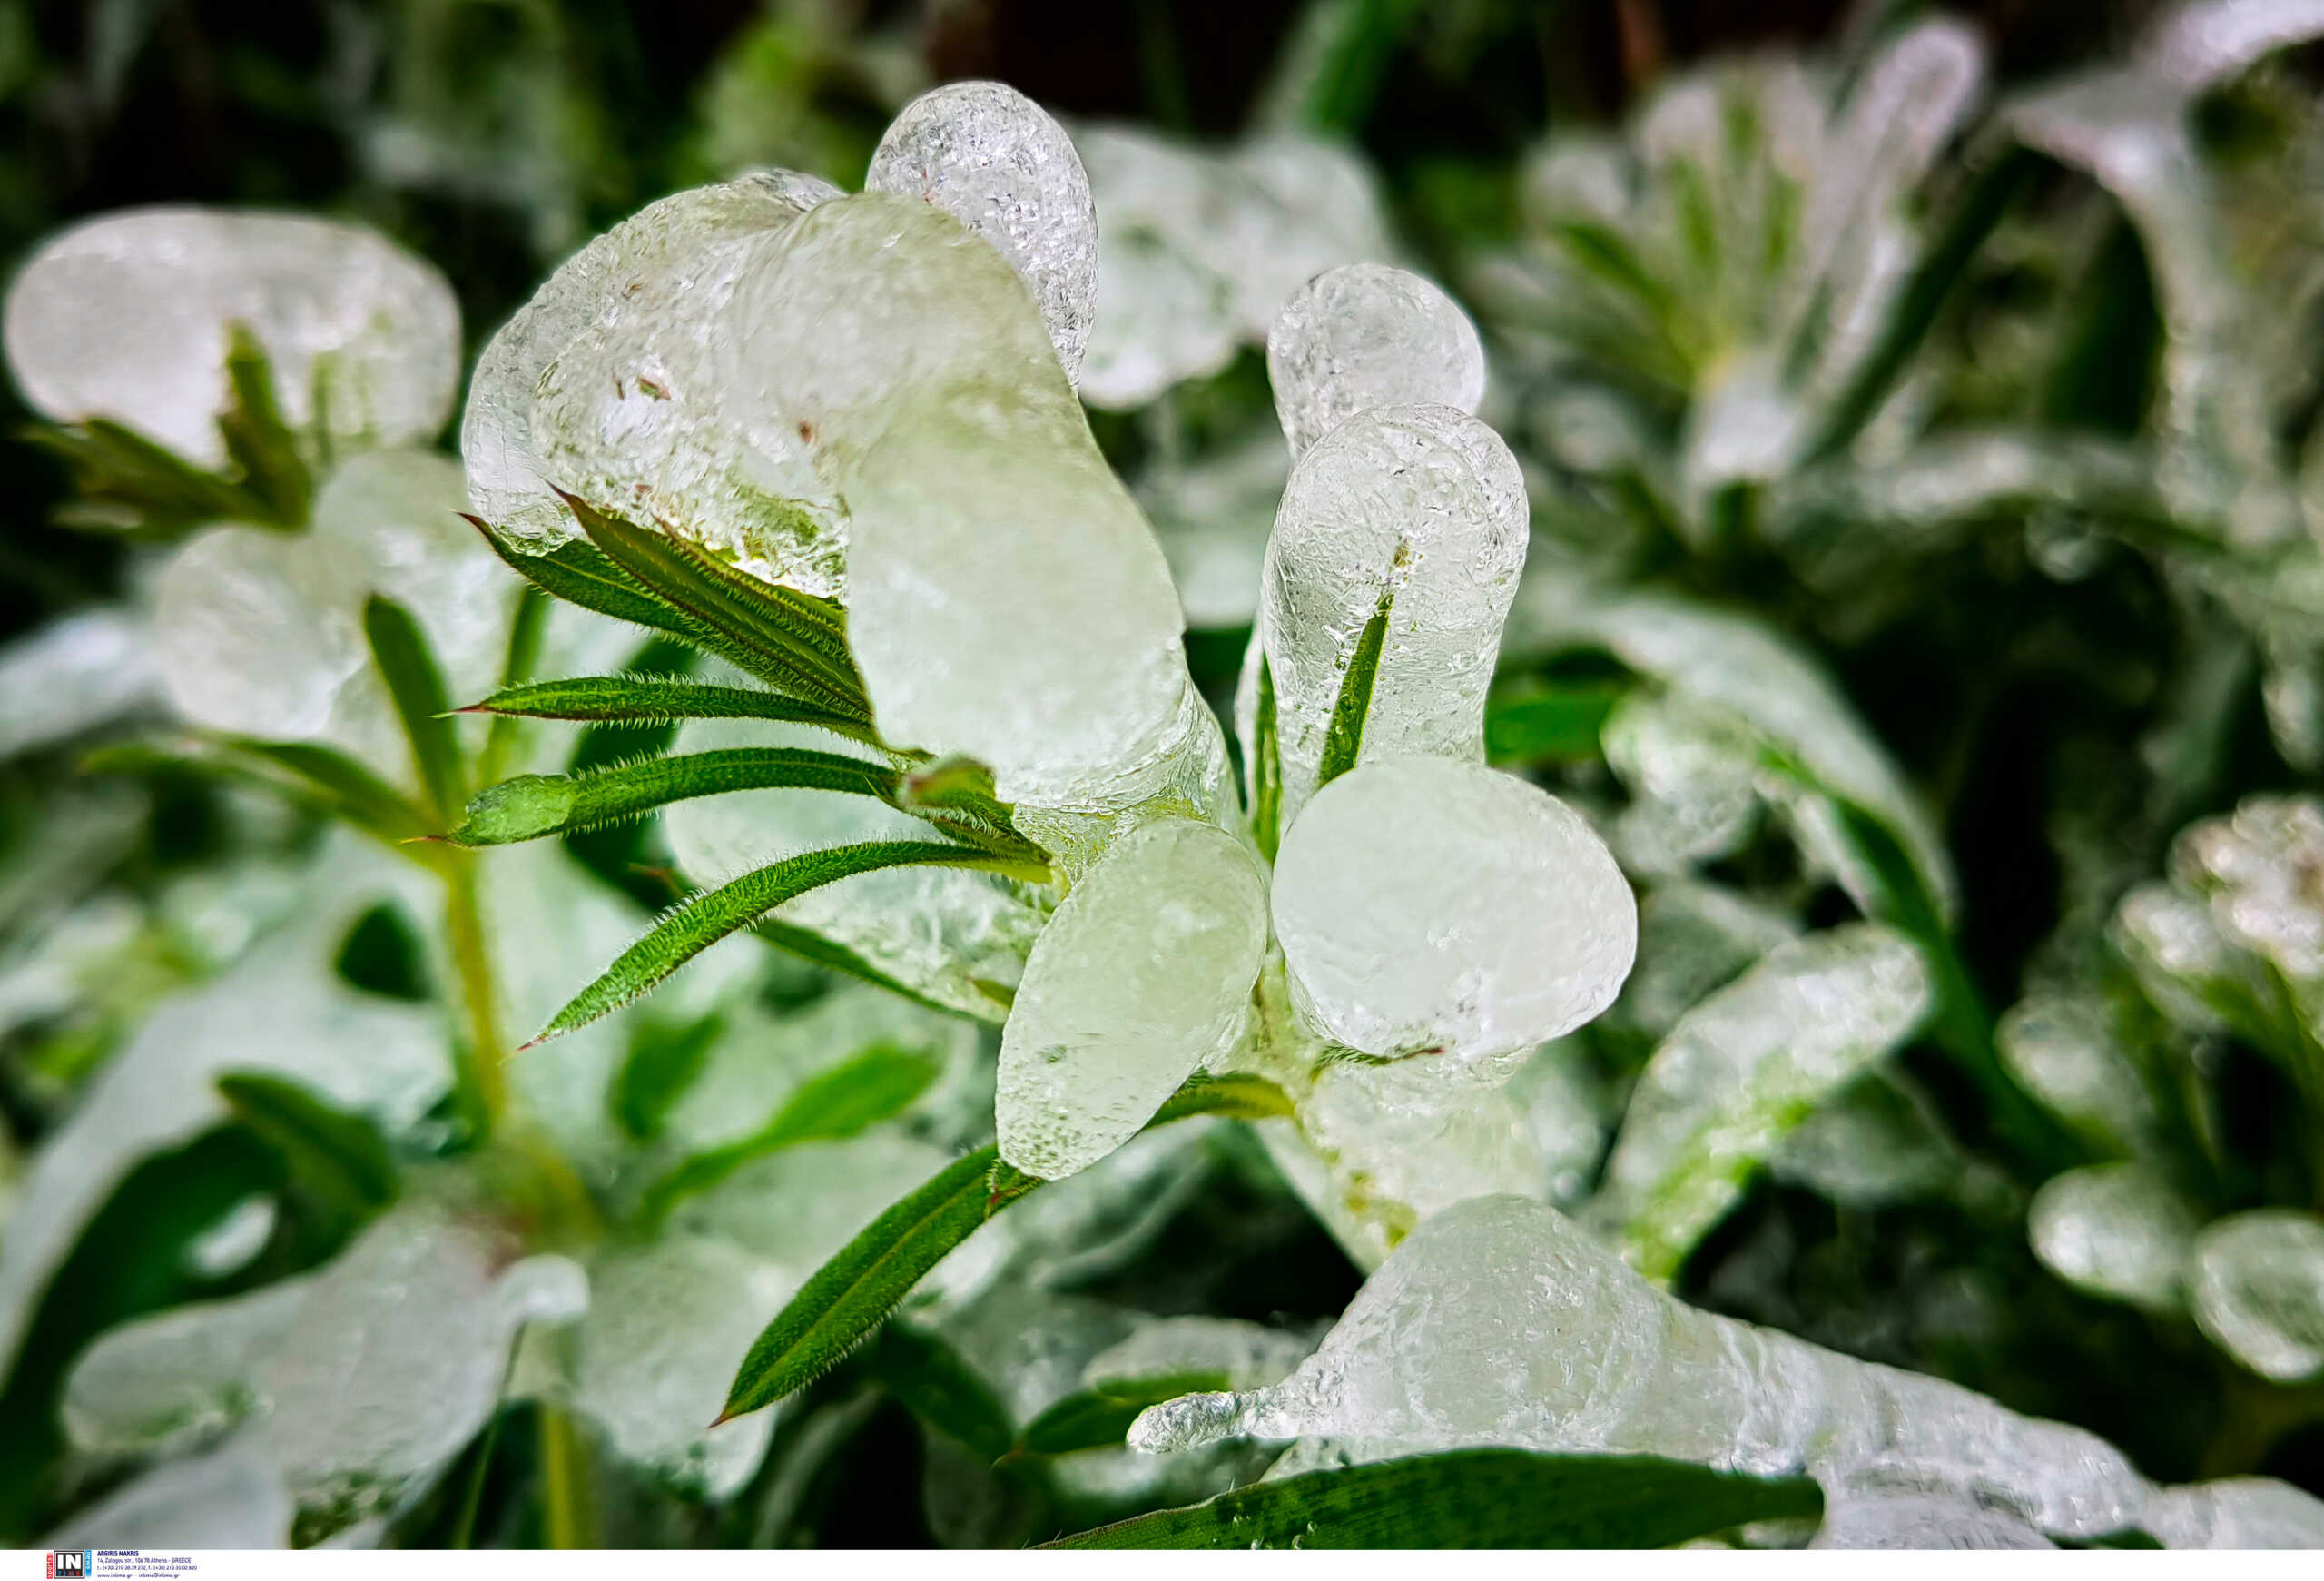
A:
[609,1013,724,1143]
[534,842,1048,1044]
[451,747,900,845]
[1314,584,1393,791]
[363,596,467,823]
[84,736,438,853]
[1251,653,1283,864]
[215,323,312,527]
[566,495,871,721]
[862,1320,1018,1467]
[893,756,1049,865]
[1485,683,1623,767]
[215,1070,399,1218]
[461,673,874,743]
[1018,1371,1231,1457]
[637,1042,941,1222]
[468,519,696,637]
[1044,1450,1824,1549]
[717,1072,1291,1421]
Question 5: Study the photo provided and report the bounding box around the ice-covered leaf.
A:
[1995,995,2160,1158]
[1594,924,1933,1278]
[45,1442,292,1550]
[1271,756,1636,1072]
[2190,1210,2324,1383]
[1129,1195,2324,1548]
[5,207,458,469]
[1266,264,1485,455]
[2029,1162,2199,1314]
[867,82,1098,380]
[998,820,1268,1181]
[1049,1448,1823,1549]
[214,1071,399,1222]
[1248,404,1528,826]
[453,748,897,846]
[0,611,159,759]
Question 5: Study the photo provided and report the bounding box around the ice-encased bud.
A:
[1995,995,2157,1157]
[1593,924,1931,1275]
[151,450,510,765]
[1271,757,1636,1067]
[1129,1195,2324,1548]
[1266,263,1485,456]
[462,173,842,576]
[2028,1163,2198,1315]
[2190,1210,2324,1383]
[868,81,1098,381]
[5,207,458,469]
[765,195,1187,803]
[999,819,1267,1180]
[1249,404,1528,826]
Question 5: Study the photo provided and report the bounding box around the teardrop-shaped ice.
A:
[1247,404,1528,828]
[2190,1210,2324,1383]
[868,81,1098,380]
[998,819,1267,1181]
[5,207,458,469]
[1266,264,1485,455]
[1129,1194,2324,1548]
[2028,1162,2199,1315]
[1270,756,1636,1068]
[740,193,1187,803]
[461,173,840,564]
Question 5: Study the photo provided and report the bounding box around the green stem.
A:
[537,1403,596,1548]
[443,860,508,1131]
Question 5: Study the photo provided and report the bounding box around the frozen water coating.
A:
[867,81,1098,380]
[1130,1195,2324,1548]
[2028,1162,2198,1315]
[1995,995,2157,1156]
[2138,0,2324,89]
[662,716,1043,1023]
[46,1442,293,1550]
[1266,264,1485,457]
[570,1236,789,1497]
[2171,794,2324,981]
[1592,924,1932,1273]
[0,610,159,758]
[1270,757,1637,1069]
[4,207,458,470]
[1248,404,1528,826]
[2190,1210,2324,1383]
[998,819,1267,1181]
[1611,881,1799,1042]
[1601,693,1768,875]
[462,173,842,575]
[151,449,512,767]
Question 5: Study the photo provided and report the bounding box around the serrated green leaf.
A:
[610,1013,724,1143]
[1485,683,1624,767]
[468,517,695,636]
[216,1070,399,1217]
[637,1042,941,1223]
[1018,1371,1231,1457]
[565,495,870,721]
[1045,1450,1824,1549]
[535,842,1048,1044]
[893,756,1049,865]
[461,673,875,743]
[363,595,467,823]
[718,1072,1292,1420]
[862,1320,1018,1466]
[1251,653,1283,864]
[451,747,900,845]
[23,420,263,536]
[1315,584,1393,792]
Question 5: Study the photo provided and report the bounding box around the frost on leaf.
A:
[4,208,458,469]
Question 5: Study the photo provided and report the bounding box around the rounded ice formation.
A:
[1266,263,1485,455]
[2191,1210,2324,1383]
[4,207,458,470]
[867,81,1099,381]
[1270,756,1637,1066]
[998,819,1267,1181]
[1254,403,1528,827]
[2028,1162,2198,1315]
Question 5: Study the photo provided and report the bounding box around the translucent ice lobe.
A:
[5,208,458,469]
[2190,1210,2324,1383]
[1266,265,1486,456]
[2139,0,2324,89]
[461,173,839,558]
[1253,405,1528,825]
[998,820,1267,1181]
[1270,757,1637,1067]
[2028,1162,2198,1314]
[46,1442,292,1550]
[868,82,1098,380]
[1130,1196,2324,1548]
[1593,924,1932,1274]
